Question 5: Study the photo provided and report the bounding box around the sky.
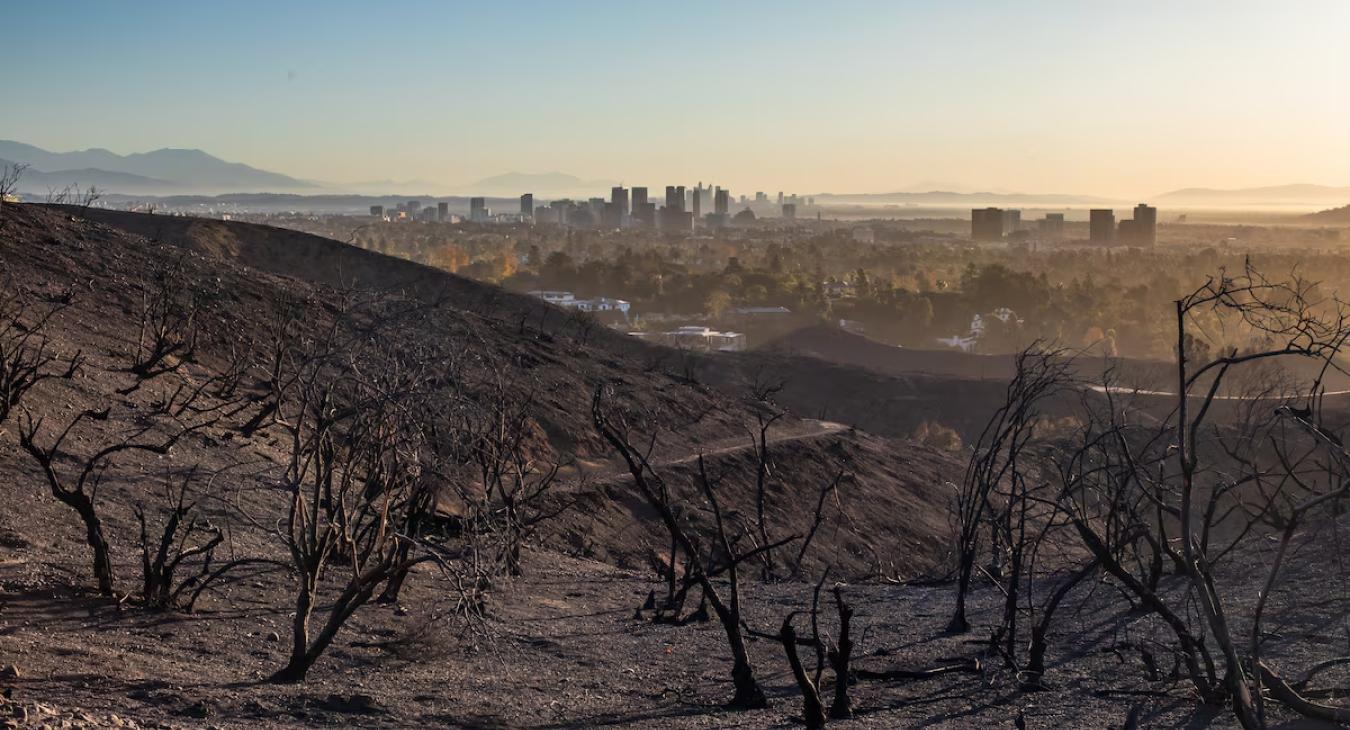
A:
[5,0,1350,197]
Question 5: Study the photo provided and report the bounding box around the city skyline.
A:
[7,1,1350,198]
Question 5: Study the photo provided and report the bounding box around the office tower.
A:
[755,191,767,203]
[407,200,421,216]
[1039,213,1065,239]
[714,187,730,216]
[437,201,449,222]
[782,203,797,220]
[971,207,1005,241]
[676,186,686,211]
[520,193,534,217]
[611,186,629,218]
[691,187,701,219]
[1001,209,1022,233]
[1089,209,1115,244]
[777,191,784,205]
[665,185,679,209]
[633,201,656,228]
[632,187,648,209]
[1118,219,1140,245]
[1133,203,1157,246]
[601,202,622,229]
[369,205,384,218]
[469,197,487,222]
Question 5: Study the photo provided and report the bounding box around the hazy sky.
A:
[7,0,1350,197]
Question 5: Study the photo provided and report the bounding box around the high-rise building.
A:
[1133,203,1157,246]
[1001,209,1022,234]
[633,201,656,228]
[601,202,622,229]
[971,207,1005,241]
[632,187,648,209]
[777,191,784,205]
[665,186,680,210]
[407,200,422,216]
[1039,213,1065,239]
[469,197,488,222]
[755,192,767,204]
[782,203,797,220]
[437,201,449,222]
[691,187,701,219]
[714,187,730,216]
[1089,209,1115,244]
[369,205,384,218]
[520,193,534,217]
[676,186,686,212]
[611,186,629,218]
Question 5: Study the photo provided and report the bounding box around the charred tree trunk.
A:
[828,586,855,719]
[780,616,826,730]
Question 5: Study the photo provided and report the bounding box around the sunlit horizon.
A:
[7,0,1350,198]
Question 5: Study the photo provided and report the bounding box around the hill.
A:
[0,141,316,194]
[1302,203,1350,224]
[0,204,963,581]
[1157,183,1350,207]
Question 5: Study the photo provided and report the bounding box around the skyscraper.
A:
[782,203,797,220]
[714,187,730,216]
[611,186,629,218]
[632,187,648,209]
[665,185,680,210]
[1133,203,1157,246]
[369,205,384,218]
[437,201,449,222]
[1089,209,1115,244]
[971,207,1005,241]
[691,187,701,219]
[469,197,487,222]
[1039,213,1065,239]
[520,193,534,217]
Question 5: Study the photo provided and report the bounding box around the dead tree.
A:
[268,302,436,683]
[135,468,224,609]
[949,344,1073,634]
[124,261,209,387]
[18,408,204,596]
[0,163,28,230]
[0,282,81,426]
[594,385,792,710]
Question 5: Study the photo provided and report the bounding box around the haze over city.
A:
[8,0,1350,198]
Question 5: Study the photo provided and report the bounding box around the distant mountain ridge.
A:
[470,171,619,197]
[1157,184,1350,206]
[0,140,316,194]
[1302,204,1350,224]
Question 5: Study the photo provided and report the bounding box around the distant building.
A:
[971,207,1005,241]
[665,185,681,210]
[469,197,488,222]
[654,325,746,353]
[633,201,656,228]
[782,203,797,220]
[1039,213,1065,239]
[755,191,767,203]
[527,290,631,319]
[369,205,384,218]
[632,187,648,209]
[601,201,622,229]
[611,186,629,218]
[1089,209,1115,244]
[407,200,421,216]
[520,193,534,217]
[714,187,730,216]
[1001,209,1022,233]
[436,201,449,222]
[1133,203,1157,246]
[691,187,701,219]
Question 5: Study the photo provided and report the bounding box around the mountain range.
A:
[0,140,316,195]
[1155,184,1350,207]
